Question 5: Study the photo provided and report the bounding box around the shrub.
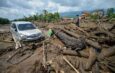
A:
[0,17,10,24]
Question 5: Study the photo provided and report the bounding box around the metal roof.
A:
[11,21,31,25]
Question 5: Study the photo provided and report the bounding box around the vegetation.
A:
[90,14,99,20]
[14,10,60,22]
[107,8,115,19]
[89,8,115,21]
[0,17,10,24]
[89,9,103,21]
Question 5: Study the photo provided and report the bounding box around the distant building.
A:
[80,12,90,19]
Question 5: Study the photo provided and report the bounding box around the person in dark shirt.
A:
[76,15,80,27]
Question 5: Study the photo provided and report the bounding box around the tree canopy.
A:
[107,8,115,19]
[14,10,60,22]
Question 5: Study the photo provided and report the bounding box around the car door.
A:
[10,23,18,40]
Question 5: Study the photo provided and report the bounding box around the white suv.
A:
[10,21,44,42]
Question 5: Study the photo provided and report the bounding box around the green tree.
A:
[39,14,44,21]
[43,10,48,22]
[47,13,54,22]
[54,12,60,21]
[107,8,114,17]
[43,10,48,15]
[13,10,61,23]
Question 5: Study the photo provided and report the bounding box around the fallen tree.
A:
[58,28,101,49]
[53,29,85,51]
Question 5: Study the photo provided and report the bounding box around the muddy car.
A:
[10,21,44,49]
[10,21,44,42]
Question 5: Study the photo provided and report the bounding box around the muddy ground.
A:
[0,19,115,73]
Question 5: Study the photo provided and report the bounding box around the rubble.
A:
[0,18,115,73]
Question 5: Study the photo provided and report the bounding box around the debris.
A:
[0,17,115,73]
[0,42,14,56]
[85,48,97,70]
[98,46,115,60]
[59,28,101,49]
[63,56,80,73]
[54,29,85,50]
[85,39,101,49]
[62,49,89,58]
[47,28,54,37]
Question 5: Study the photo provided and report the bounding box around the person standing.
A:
[75,15,80,27]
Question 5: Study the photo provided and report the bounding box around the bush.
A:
[90,15,98,19]
[109,14,115,19]
[0,17,10,24]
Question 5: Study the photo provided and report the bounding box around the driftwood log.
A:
[61,28,80,38]
[85,48,97,70]
[85,39,101,49]
[54,29,85,50]
[79,60,89,73]
[107,56,115,72]
[64,25,90,37]
[98,46,115,60]
[62,50,89,58]
[92,62,100,73]
[90,30,115,43]
[58,28,101,49]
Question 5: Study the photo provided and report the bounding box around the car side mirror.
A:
[15,28,17,32]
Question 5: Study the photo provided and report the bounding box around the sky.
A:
[0,0,115,20]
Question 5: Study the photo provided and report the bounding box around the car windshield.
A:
[18,23,36,31]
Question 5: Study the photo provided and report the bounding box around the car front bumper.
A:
[21,35,44,42]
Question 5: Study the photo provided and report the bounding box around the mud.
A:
[0,19,115,73]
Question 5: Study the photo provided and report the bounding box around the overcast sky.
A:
[0,0,115,20]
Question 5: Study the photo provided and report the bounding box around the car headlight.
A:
[20,34,27,39]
